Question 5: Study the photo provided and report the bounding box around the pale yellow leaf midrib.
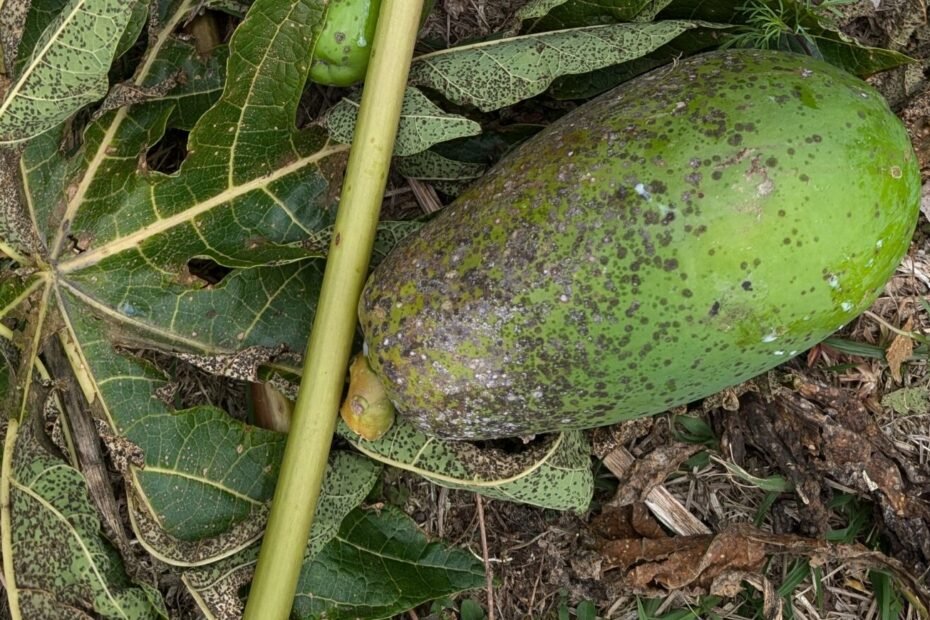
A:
[56,279,215,354]
[57,142,349,273]
[0,274,45,322]
[136,465,264,506]
[352,433,565,487]
[50,0,197,260]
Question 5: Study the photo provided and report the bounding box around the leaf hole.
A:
[145,128,190,175]
[187,257,232,285]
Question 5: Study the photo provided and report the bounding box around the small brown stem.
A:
[476,494,495,620]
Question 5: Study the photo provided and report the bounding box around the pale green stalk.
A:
[242,1,424,617]
[1,418,21,620]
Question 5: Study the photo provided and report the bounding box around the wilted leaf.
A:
[724,383,930,569]
[325,87,481,157]
[590,504,667,541]
[600,527,766,591]
[610,443,701,507]
[291,506,486,620]
[338,418,594,511]
[0,0,135,144]
[1,419,166,619]
[408,21,708,111]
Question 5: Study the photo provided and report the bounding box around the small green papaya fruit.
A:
[359,49,920,440]
[309,0,382,87]
[309,0,434,87]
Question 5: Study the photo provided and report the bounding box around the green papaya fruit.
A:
[309,0,434,87]
[359,49,920,440]
[309,0,382,87]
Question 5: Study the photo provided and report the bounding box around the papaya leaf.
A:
[430,123,543,165]
[516,0,670,30]
[549,27,725,99]
[325,87,481,157]
[1,418,166,619]
[0,0,135,144]
[116,0,149,59]
[395,149,486,196]
[207,0,252,17]
[3,0,354,551]
[407,20,708,112]
[338,419,594,511]
[290,506,486,620]
[180,453,380,615]
[129,451,378,569]
[183,506,485,619]
[657,0,912,76]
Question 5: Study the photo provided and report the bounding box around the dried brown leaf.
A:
[597,524,930,612]
[590,504,666,541]
[599,528,766,593]
[886,317,915,382]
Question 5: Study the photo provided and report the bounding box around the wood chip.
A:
[600,446,710,536]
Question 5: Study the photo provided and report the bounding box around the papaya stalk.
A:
[242,1,424,617]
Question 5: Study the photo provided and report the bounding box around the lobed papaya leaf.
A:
[1,0,360,570]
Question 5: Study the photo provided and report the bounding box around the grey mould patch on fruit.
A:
[360,49,920,440]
